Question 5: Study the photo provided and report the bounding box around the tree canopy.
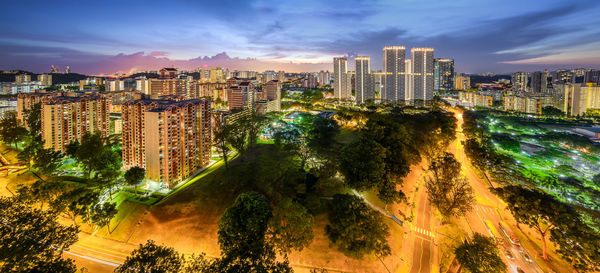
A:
[454,233,506,273]
[425,152,475,218]
[325,194,391,258]
[0,197,78,272]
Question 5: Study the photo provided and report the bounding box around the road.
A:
[409,185,433,273]
[447,108,543,273]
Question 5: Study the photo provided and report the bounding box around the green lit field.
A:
[481,114,600,210]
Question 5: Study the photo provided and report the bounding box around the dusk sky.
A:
[1,0,600,74]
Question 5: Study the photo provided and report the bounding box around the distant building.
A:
[382,46,406,102]
[584,70,600,85]
[503,95,541,114]
[227,82,254,111]
[531,71,548,94]
[454,74,470,90]
[210,67,225,83]
[511,72,528,92]
[411,48,434,101]
[41,95,111,152]
[355,56,373,104]
[458,91,493,108]
[15,74,31,84]
[37,74,52,86]
[333,57,351,100]
[318,70,330,86]
[264,80,282,102]
[159,67,178,79]
[434,58,454,91]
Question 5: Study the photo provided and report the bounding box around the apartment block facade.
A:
[122,99,211,187]
[41,95,111,152]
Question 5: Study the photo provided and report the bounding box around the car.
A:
[515,267,525,273]
[522,252,533,263]
[505,250,515,261]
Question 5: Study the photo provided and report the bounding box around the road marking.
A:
[71,244,128,260]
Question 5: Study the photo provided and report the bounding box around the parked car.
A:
[505,250,515,261]
[522,252,533,263]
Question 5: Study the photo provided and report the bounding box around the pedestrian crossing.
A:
[410,224,436,238]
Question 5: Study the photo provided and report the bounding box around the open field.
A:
[481,114,600,210]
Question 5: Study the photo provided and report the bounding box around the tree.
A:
[16,180,66,209]
[493,185,599,262]
[306,116,339,156]
[542,106,564,117]
[70,132,120,179]
[0,111,27,148]
[216,192,292,272]
[339,137,403,203]
[23,258,78,273]
[124,166,145,194]
[25,103,42,134]
[114,240,184,273]
[325,194,391,258]
[90,202,118,234]
[425,152,475,218]
[0,197,79,272]
[226,118,250,156]
[454,233,506,273]
[32,148,63,176]
[51,187,99,225]
[268,198,314,254]
[218,191,272,259]
[212,112,231,168]
[18,134,43,169]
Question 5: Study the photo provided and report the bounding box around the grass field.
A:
[126,143,406,272]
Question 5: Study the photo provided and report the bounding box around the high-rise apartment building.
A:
[511,72,528,92]
[355,56,373,104]
[210,67,225,83]
[228,81,254,110]
[411,48,434,101]
[122,99,211,187]
[17,92,56,129]
[37,74,52,86]
[263,80,282,112]
[41,95,111,152]
[333,57,351,100]
[382,46,406,102]
[405,59,413,101]
[434,58,454,91]
[15,74,31,84]
[454,74,471,90]
[585,70,600,84]
[277,71,286,82]
[318,70,330,86]
[531,71,548,94]
[264,80,282,102]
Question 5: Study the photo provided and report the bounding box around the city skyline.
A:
[1,0,600,75]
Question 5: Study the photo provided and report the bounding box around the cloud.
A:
[0,43,331,74]
[149,51,169,57]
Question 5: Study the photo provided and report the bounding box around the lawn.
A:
[127,143,407,272]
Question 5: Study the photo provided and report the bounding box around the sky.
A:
[1,0,599,75]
